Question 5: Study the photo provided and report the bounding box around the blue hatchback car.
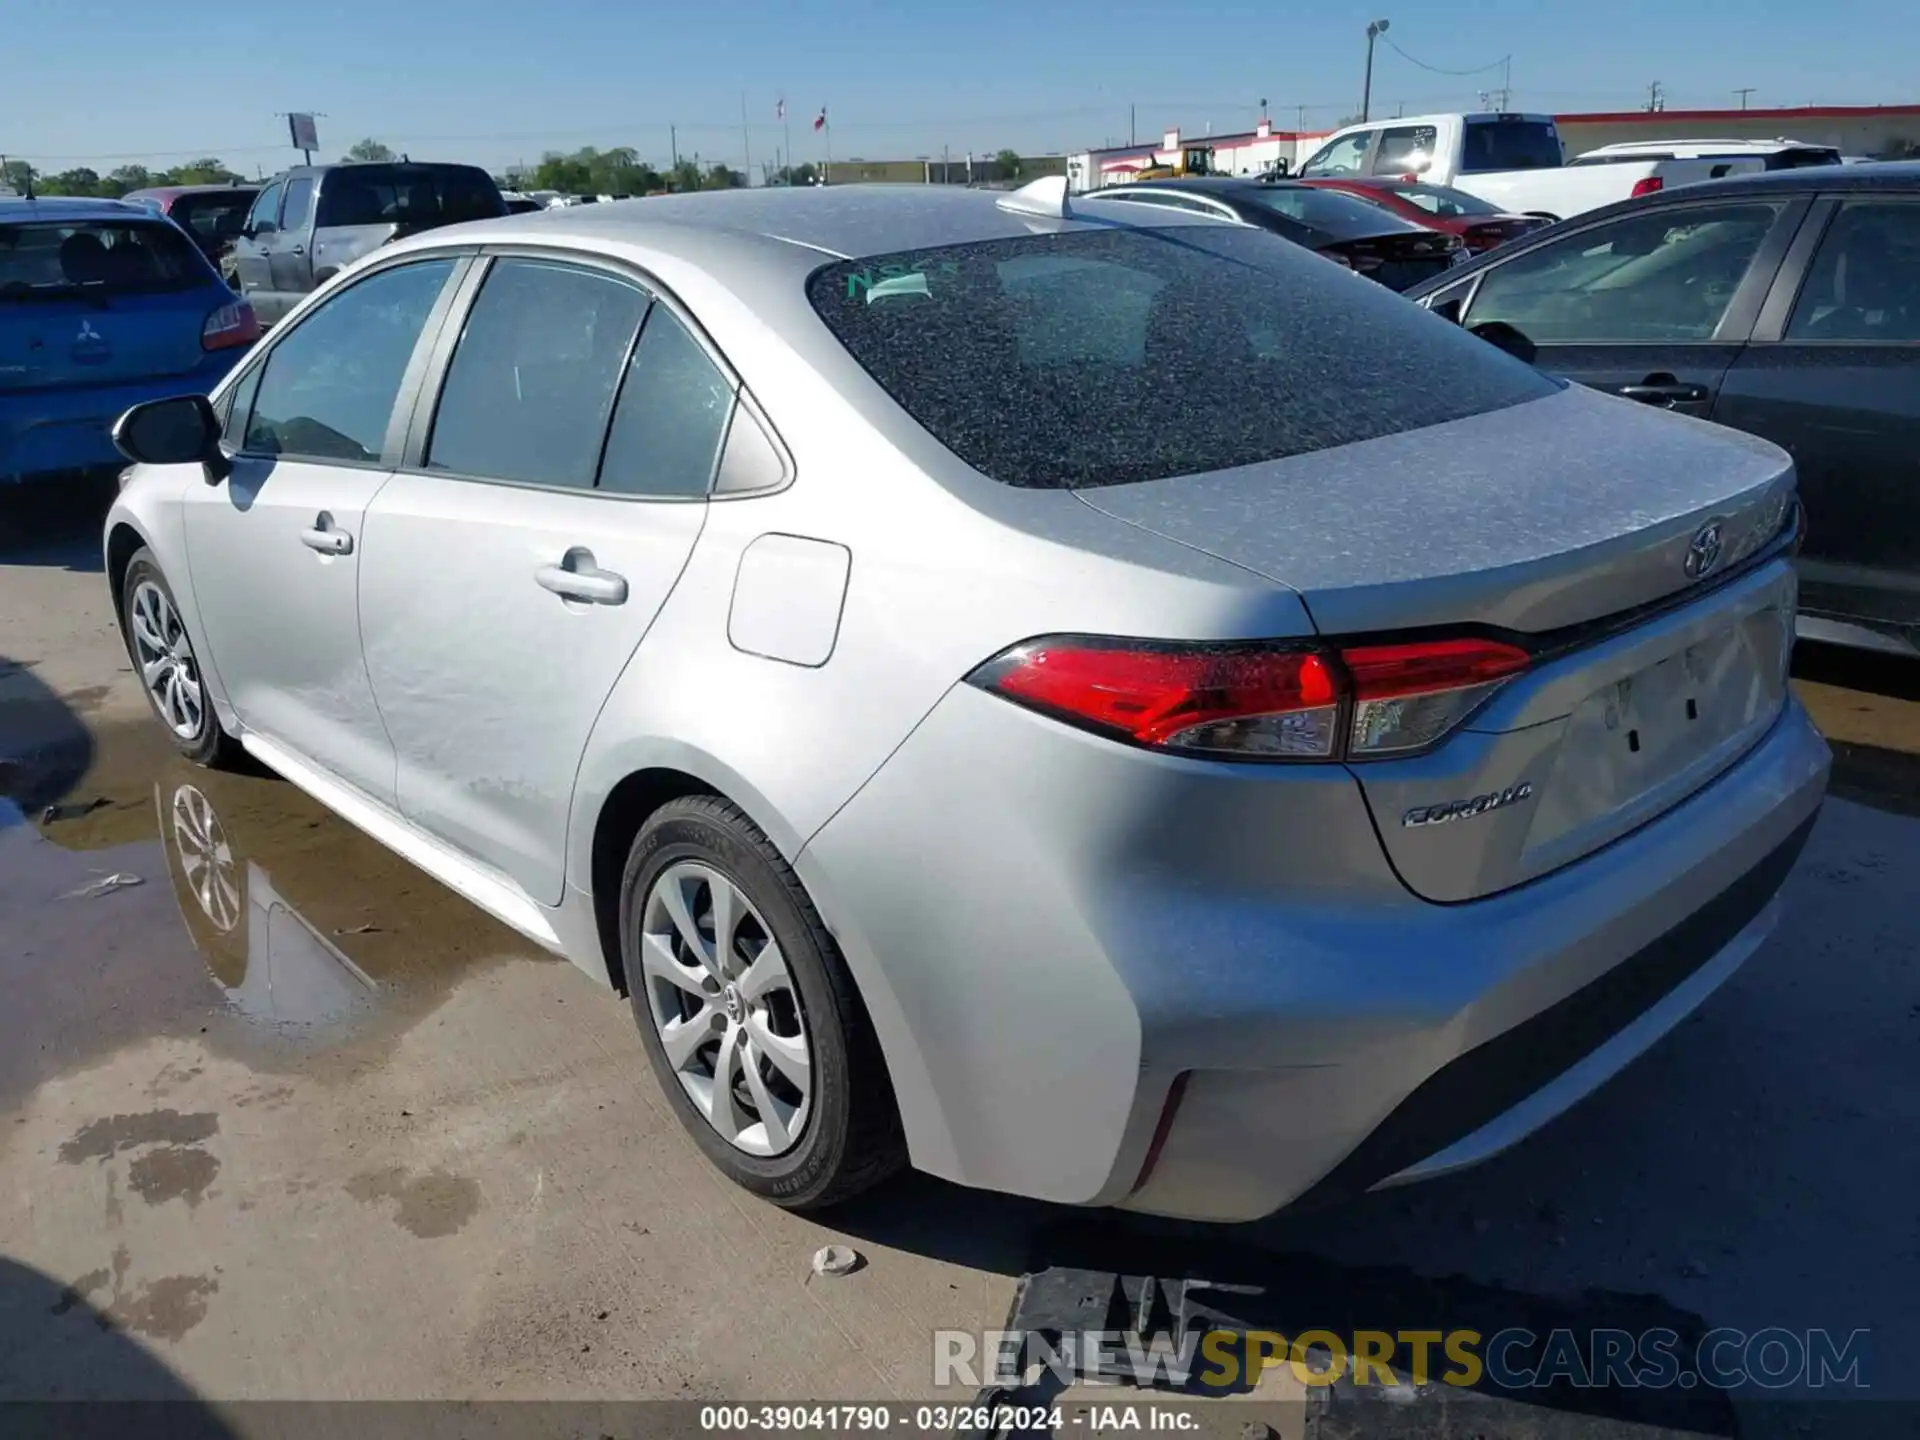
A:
[2,197,258,486]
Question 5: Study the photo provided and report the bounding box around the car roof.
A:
[0,196,152,223]
[1580,138,1836,156]
[123,184,257,201]
[393,182,1236,266]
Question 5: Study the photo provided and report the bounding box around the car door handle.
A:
[288,244,305,256]
[536,558,628,605]
[1617,380,1707,406]
[300,514,353,556]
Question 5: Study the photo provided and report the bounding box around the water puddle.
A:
[1,720,553,1108]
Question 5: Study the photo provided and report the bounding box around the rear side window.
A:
[0,220,207,298]
[1786,202,1920,342]
[427,258,648,488]
[280,178,314,233]
[598,306,734,498]
[244,258,455,463]
[317,165,506,228]
[1370,125,1439,176]
[1379,183,1501,218]
[1461,120,1562,172]
[807,227,1555,489]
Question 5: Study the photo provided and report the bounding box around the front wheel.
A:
[620,796,904,1209]
[121,548,240,768]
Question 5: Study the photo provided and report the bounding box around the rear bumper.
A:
[801,685,1829,1222]
[0,352,240,485]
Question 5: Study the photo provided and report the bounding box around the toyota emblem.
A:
[1684,520,1725,580]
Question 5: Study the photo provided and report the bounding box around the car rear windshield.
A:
[315,165,506,228]
[1461,119,1563,172]
[806,226,1556,490]
[171,190,256,244]
[0,219,207,300]
[1238,185,1417,237]
[1377,182,1503,217]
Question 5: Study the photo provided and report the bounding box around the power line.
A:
[1379,35,1510,77]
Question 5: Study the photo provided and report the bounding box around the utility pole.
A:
[1361,18,1390,124]
[740,92,751,186]
[1297,104,1307,131]
[670,124,680,176]
[1734,87,1755,110]
[1129,103,1136,147]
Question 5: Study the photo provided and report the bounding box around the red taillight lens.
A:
[973,640,1343,758]
[202,300,260,352]
[1630,176,1665,198]
[972,635,1532,761]
[1340,637,1531,756]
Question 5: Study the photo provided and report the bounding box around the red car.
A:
[119,184,259,267]
[1296,177,1548,254]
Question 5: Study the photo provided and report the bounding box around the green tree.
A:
[994,148,1022,180]
[344,138,397,163]
[668,158,703,193]
[1,159,36,194]
[159,158,244,186]
[46,167,103,196]
[107,164,154,195]
[701,163,742,190]
[773,163,817,186]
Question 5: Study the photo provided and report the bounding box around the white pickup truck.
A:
[1294,113,1831,222]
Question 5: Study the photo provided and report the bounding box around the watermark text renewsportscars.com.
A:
[934,1326,1871,1392]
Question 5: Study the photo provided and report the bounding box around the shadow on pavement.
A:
[0,478,113,574]
[0,654,95,816]
[1792,643,1920,703]
[0,1254,240,1435]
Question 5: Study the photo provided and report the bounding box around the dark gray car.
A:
[226,161,506,324]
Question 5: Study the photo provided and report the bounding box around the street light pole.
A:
[1361,18,1390,123]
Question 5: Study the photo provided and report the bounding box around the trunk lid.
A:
[1076,383,1800,900]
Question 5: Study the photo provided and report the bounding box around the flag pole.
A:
[740,91,751,186]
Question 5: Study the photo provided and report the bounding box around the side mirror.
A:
[113,395,231,482]
[1469,320,1537,366]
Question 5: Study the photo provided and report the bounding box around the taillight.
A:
[971,635,1531,762]
[202,300,260,352]
[1630,176,1665,198]
[1341,638,1531,756]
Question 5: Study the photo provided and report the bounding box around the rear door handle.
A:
[288,244,305,256]
[300,513,353,555]
[536,556,628,605]
[1617,380,1707,406]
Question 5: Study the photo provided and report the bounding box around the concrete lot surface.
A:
[2,489,1916,1438]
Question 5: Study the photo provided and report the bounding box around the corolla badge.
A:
[1684,519,1725,580]
[1403,781,1534,828]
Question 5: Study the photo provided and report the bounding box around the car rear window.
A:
[316,165,506,228]
[1378,182,1503,218]
[806,226,1556,490]
[170,191,256,245]
[1460,119,1563,173]
[0,219,207,299]
[1239,185,1417,237]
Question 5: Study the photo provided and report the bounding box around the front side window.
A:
[598,306,734,498]
[244,258,456,463]
[247,183,283,235]
[1300,132,1372,177]
[808,227,1554,489]
[1370,125,1439,176]
[1785,201,1920,342]
[426,259,648,488]
[280,178,314,233]
[1465,202,1785,343]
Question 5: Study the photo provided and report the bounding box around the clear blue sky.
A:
[9,0,1915,179]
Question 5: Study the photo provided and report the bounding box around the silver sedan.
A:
[104,181,1829,1220]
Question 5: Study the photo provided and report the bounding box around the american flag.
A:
[813,106,828,132]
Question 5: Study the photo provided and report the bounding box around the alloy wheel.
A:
[129,580,205,741]
[171,783,240,934]
[639,861,812,1157]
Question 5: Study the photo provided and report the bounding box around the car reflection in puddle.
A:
[161,779,379,1033]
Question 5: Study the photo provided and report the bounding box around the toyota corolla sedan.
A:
[103,181,1828,1221]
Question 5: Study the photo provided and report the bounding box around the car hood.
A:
[1073,382,1796,636]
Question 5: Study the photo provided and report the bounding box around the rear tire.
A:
[620,796,905,1210]
[121,548,241,769]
